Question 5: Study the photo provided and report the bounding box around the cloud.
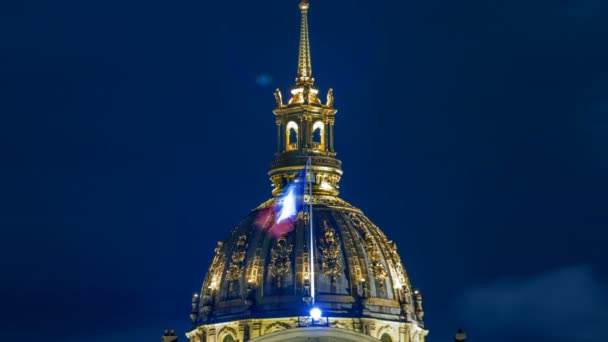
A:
[456,265,608,342]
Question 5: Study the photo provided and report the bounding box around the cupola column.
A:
[299,116,305,148]
[329,119,335,152]
[305,115,312,148]
[276,120,282,153]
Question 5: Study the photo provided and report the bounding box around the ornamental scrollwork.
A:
[269,237,293,288]
[388,240,411,288]
[204,241,224,290]
[364,233,388,292]
[319,221,341,285]
[305,195,358,210]
[348,212,365,230]
[226,234,249,281]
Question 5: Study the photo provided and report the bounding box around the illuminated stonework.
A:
[186,319,428,342]
[187,1,428,341]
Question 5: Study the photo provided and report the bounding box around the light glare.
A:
[276,187,297,223]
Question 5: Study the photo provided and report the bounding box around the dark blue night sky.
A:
[1,0,607,341]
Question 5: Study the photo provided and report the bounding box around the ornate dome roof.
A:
[188,1,427,341]
[195,195,424,326]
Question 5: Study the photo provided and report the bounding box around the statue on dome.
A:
[326,88,334,107]
[274,88,284,108]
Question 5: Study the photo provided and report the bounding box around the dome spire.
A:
[269,0,341,197]
[296,0,313,85]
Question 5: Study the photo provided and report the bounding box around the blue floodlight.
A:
[310,307,322,320]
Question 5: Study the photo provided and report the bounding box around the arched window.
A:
[380,333,393,342]
[289,128,298,144]
[286,121,298,151]
[312,121,324,150]
[312,126,322,143]
[223,334,235,342]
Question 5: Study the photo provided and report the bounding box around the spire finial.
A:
[297,0,313,85]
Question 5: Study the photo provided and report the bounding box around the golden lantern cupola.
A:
[270,0,341,197]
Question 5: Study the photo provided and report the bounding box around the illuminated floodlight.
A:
[310,307,322,321]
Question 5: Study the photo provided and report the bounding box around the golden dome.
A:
[187,1,428,341]
[195,195,422,325]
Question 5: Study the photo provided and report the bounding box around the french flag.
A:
[256,165,308,238]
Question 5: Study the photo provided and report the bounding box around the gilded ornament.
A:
[274,88,284,108]
[348,212,364,229]
[326,88,334,107]
[319,221,341,285]
[204,241,224,290]
[388,240,411,289]
[269,237,293,288]
[248,254,261,284]
[307,195,356,210]
[214,241,223,255]
[364,233,388,291]
[303,87,310,104]
[226,235,249,281]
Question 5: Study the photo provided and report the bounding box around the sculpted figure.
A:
[274,88,284,108]
[326,88,334,107]
[214,241,223,254]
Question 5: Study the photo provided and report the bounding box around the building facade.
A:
[184,1,429,341]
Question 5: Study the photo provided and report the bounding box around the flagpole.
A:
[307,157,315,306]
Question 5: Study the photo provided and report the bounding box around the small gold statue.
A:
[326,88,334,107]
[274,88,284,108]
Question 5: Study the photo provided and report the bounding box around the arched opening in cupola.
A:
[286,121,299,151]
[312,121,325,150]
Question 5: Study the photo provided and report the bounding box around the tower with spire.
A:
[184,1,429,342]
[270,0,341,197]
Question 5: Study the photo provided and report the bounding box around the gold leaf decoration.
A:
[319,221,341,285]
[268,237,293,288]
[205,241,224,290]
[364,233,387,291]
[226,235,249,282]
